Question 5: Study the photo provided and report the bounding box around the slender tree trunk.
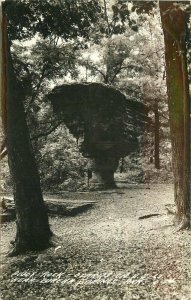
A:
[1,5,52,255]
[103,0,111,36]
[159,2,190,229]
[154,100,160,169]
[119,158,124,173]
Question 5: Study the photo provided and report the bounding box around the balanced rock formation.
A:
[47,83,148,189]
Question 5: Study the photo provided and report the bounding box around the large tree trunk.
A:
[159,2,190,229]
[1,5,52,255]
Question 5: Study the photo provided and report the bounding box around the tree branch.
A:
[110,60,124,83]
[30,120,63,140]
[139,47,164,62]
[25,66,46,114]
[0,149,7,160]
[103,0,111,36]
[0,136,7,160]
[84,62,107,81]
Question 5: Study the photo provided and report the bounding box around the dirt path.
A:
[1,184,191,300]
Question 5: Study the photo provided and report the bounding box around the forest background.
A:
[1,0,184,193]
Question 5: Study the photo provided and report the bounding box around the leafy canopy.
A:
[4,0,101,41]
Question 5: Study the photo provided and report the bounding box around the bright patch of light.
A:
[131,49,139,56]
[82,51,100,64]
[91,52,100,63]
[129,12,139,21]
[129,36,135,41]
[82,52,89,60]
[127,2,133,11]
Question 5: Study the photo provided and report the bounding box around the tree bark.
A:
[159,2,190,229]
[1,5,52,255]
[154,100,160,169]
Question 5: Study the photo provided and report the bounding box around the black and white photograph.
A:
[0,0,191,299]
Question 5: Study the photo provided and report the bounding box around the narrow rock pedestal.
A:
[89,157,118,189]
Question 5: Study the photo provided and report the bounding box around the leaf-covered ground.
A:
[1,184,191,300]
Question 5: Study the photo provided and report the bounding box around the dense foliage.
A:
[38,125,87,191]
[5,0,102,41]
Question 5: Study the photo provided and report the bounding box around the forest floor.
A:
[0,184,191,300]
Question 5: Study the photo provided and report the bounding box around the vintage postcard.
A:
[0,1,190,299]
